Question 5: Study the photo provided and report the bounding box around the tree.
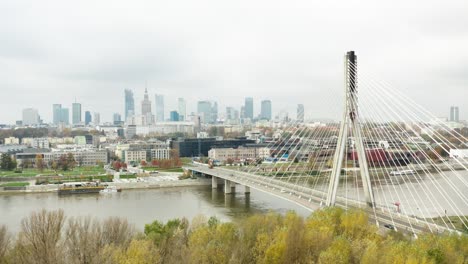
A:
[0,154,16,171]
[67,153,76,170]
[14,209,66,264]
[0,225,10,262]
[35,154,45,172]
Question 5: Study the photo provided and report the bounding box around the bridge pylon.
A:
[326,51,376,208]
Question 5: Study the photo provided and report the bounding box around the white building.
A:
[124,150,147,163]
[32,138,50,149]
[22,108,40,126]
[151,148,170,160]
[4,137,20,145]
[208,146,270,161]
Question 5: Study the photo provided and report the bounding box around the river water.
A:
[0,186,311,234]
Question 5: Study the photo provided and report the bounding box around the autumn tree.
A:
[35,154,45,172]
[13,209,66,264]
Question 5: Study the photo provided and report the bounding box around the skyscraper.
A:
[178,98,186,121]
[93,113,100,125]
[61,108,69,125]
[197,101,217,124]
[53,104,62,124]
[72,103,81,124]
[85,111,92,125]
[260,100,272,120]
[170,111,180,121]
[450,106,459,122]
[297,104,304,122]
[124,89,135,119]
[155,94,164,122]
[244,97,253,119]
[113,113,122,125]
[22,108,40,126]
[141,88,152,116]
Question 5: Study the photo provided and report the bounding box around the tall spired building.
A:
[141,88,152,115]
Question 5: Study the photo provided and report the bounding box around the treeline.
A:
[0,208,466,264]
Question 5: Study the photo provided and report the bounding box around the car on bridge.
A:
[384,224,395,230]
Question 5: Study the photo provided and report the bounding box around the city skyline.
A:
[1,1,467,124]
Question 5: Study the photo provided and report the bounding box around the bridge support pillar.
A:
[244,186,250,194]
[224,180,232,194]
[224,180,235,194]
[212,176,218,189]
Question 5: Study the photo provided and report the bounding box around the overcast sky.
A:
[1,0,467,124]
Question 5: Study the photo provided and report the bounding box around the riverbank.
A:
[0,178,212,194]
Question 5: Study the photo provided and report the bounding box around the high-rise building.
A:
[244,97,253,119]
[226,107,239,124]
[112,113,122,125]
[297,104,305,122]
[93,113,100,125]
[53,104,62,124]
[450,106,459,122]
[85,111,92,125]
[141,88,152,116]
[155,94,164,122]
[170,111,180,121]
[260,100,272,120]
[197,101,217,124]
[22,108,40,126]
[178,98,186,121]
[72,103,81,124]
[124,89,135,119]
[61,108,69,125]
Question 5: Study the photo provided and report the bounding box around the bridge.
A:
[185,51,468,236]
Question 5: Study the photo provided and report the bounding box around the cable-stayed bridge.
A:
[185,51,468,236]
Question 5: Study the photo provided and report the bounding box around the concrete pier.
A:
[212,176,218,189]
[244,186,250,194]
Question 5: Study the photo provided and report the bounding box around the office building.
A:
[450,106,459,122]
[178,98,186,121]
[22,108,40,126]
[297,104,304,122]
[170,111,180,121]
[61,108,70,125]
[93,112,100,125]
[244,97,254,119]
[260,100,272,120]
[172,137,255,157]
[197,101,217,124]
[208,146,270,161]
[125,89,135,119]
[53,104,62,124]
[53,104,69,125]
[113,113,122,125]
[155,94,164,122]
[72,103,81,124]
[85,111,92,125]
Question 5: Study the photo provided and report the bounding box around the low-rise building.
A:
[151,148,170,160]
[124,150,147,163]
[208,146,270,161]
[4,137,20,145]
[16,148,108,167]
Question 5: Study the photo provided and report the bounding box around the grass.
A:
[0,182,30,187]
[430,215,468,233]
[0,166,106,178]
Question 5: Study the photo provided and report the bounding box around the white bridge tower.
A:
[326,51,376,208]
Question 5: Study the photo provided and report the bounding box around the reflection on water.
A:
[0,185,311,233]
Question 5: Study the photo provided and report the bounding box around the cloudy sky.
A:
[1,0,467,124]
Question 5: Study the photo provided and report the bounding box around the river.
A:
[0,186,311,234]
